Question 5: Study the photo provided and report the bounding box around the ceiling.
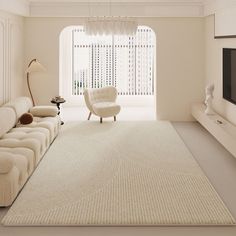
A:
[1,0,234,17]
[28,0,205,2]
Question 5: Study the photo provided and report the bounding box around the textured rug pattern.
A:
[2,121,235,226]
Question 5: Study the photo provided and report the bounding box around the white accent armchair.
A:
[84,86,121,123]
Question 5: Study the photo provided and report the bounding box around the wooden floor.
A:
[0,108,236,236]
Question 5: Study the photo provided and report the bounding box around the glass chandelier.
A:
[85,1,137,35]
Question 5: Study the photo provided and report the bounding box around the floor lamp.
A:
[25,59,46,106]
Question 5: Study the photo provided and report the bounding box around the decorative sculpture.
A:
[205,84,215,115]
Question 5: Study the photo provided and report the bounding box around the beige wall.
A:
[0,10,25,105]
[205,15,236,125]
[25,17,205,121]
[151,18,205,121]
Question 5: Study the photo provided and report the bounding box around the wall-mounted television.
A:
[223,48,236,105]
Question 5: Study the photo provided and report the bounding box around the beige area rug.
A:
[2,121,235,226]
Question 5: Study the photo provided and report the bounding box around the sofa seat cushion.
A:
[0,147,35,174]
[17,117,60,142]
[0,153,14,174]
[30,106,58,117]
[92,102,121,118]
[34,116,61,138]
[0,138,41,165]
[0,152,29,206]
[0,152,28,185]
[12,127,50,148]
[0,166,20,207]
[0,138,40,165]
[0,128,48,164]
[11,154,28,186]
[5,127,49,152]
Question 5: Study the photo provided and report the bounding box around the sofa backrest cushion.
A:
[0,107,16,138]
[30,106,58,117]
[4,97,33,121]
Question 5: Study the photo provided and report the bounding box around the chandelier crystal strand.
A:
[85,0,137,35]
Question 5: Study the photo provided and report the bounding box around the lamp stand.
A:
[27,72,35,106]
[26,59,37,106]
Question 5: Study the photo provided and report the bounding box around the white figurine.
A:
[205,84,215,115]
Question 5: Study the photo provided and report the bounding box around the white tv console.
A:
[191,103,236,158]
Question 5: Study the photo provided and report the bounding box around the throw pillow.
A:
[19,113,33,125]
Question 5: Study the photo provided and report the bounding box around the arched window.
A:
[60,25,156,105]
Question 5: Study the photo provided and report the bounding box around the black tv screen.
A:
[223,48,236,105]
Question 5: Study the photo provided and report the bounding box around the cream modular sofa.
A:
[0,97,61,206]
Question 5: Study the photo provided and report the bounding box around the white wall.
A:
[205,15,236,125]
[24,17,204,121]
[0,10,25,106]
[0,0,29,16]
[153,18,205,121]
[215,8,236,37]
[204,0,236,16]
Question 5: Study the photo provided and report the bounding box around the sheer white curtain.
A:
[59,26,73,101]
[72,26,155,96]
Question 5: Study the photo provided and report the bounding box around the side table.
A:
[51,98,66,125]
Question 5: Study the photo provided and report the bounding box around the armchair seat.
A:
[93,102,120,118]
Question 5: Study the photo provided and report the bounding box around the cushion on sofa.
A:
[3,127,49,156]
[0,136,42,165]
[19,113,34,125]
[10,126,50,149]
[34,116,61,138]
[30,106,58,117]
[17,120,57,143]
[11,154,28,185]
[0,107,16,138]
[4,97,33,121]
[0,153,14,174]
[0,147,35,174]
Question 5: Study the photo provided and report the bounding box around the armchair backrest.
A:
[84,86,118,113]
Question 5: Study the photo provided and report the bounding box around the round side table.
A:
[51,98,66,125]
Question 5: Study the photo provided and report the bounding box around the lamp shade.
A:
[25,59,46,74]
